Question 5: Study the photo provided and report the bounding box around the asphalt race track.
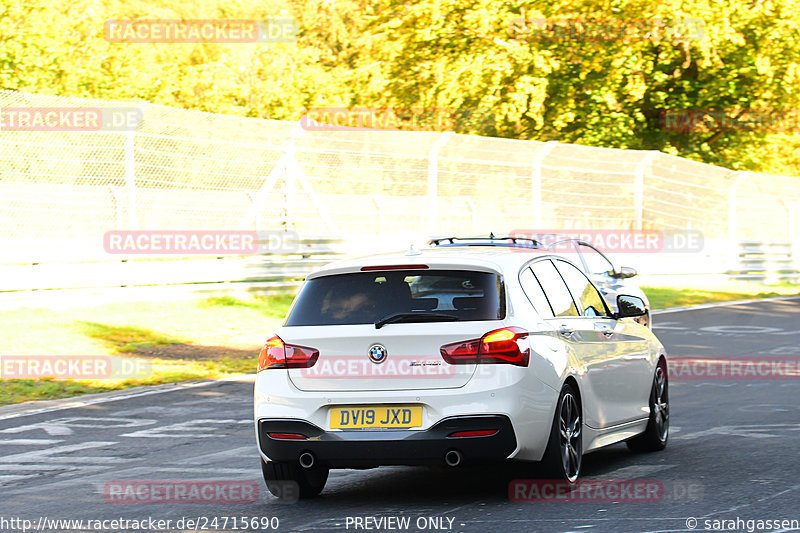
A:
[1,297,799,533]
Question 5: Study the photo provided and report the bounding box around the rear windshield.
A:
[285,269,505,326]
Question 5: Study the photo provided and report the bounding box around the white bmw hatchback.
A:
[254,244,669,498]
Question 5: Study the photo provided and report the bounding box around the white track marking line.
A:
[0,439,63,445]
[120,419,251,438]
[0,441,119,464]
[173,445,255,464]
[0,375,253,422]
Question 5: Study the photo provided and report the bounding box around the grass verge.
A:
[0,294,293,405]
[643,280,800,309]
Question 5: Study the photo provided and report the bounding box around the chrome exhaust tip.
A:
[299,452,315,469]
[444,449,463,467]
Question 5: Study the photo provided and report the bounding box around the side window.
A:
[553,260,608,317]
[520,267,554,319]
[530,260,579,317]
[578,244,614,275]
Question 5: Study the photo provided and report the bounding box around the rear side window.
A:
[286,270,505,326]
[520,267,554,319]
[577,243,614,275]
[530,260,579,317]
[553,259,608,317]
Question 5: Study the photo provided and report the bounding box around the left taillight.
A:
[267,432,308,440]
[440,327,530,367]
[257,335,319,372]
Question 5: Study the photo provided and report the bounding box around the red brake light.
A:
[284,343,320,368]
[257,335,319,371]
[440,327,529,367]
[258,336,285,371]
[449,429,499,438]
[439,339,481,364]
[479,327,530,366]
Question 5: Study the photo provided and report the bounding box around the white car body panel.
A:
[281,322,484,391]
[254,246,666,468]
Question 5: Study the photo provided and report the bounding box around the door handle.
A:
[558,325,574,337]
[601,327,614,337]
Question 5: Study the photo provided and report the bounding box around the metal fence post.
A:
[288,124,338,234]
[124,130,137,228]
[284,128,298,232]
[790,201,800,276]
[778,198,791,242]
[633,152,658,230]
[464,197,477,234]
[727,171,749,271]
[427,132,454,235]
[371,196,385,235]
[239,125,301,232]
[532,141,558,228]
[778,197,798,274]
[239,156,285,231]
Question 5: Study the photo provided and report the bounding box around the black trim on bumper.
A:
[257,415,517,468]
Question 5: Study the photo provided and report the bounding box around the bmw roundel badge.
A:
[368,344,388,364]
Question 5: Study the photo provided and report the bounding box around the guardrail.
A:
[2,235,797,311]
[728,241,800,282]
[0,235,345,296]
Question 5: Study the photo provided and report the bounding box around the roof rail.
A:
[545,238,592,250]
[429,234,543,248]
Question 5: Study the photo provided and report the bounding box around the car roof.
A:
[307,245,556,279]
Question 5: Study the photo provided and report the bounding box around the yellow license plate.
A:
[330,406,423,429]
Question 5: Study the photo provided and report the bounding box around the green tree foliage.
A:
[369,0,800,173]
[2,0,799,174]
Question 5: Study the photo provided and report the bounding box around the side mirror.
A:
[612,266,637,279]
[615,295,647,319]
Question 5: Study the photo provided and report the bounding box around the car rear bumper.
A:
[257,415,517,468]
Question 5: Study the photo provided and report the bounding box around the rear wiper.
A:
[374,312,458,329]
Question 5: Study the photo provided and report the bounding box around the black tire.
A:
[261,459,328,499]
[627,359,669,453]
[541,383,582,482]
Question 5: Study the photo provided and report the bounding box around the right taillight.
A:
[257,335,319,371]
[440,327,529,367]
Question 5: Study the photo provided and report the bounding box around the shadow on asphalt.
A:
[259,443,642,505]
